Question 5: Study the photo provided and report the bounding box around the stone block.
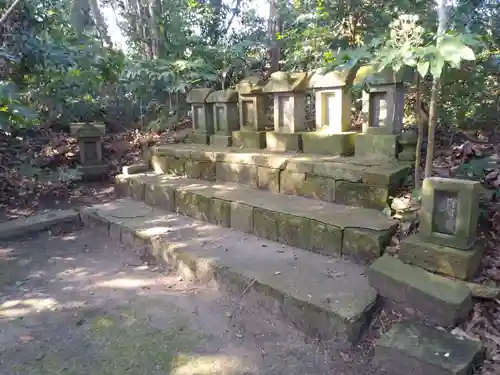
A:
[167,157,187,176]
[230,202,253,233]
[309,221,342,256]
[280,170,306,195]
[266,132,301,152]
[301,174,335,202]
[216,162,258,187]
[368,255,473,327]
[210,134,233,147]
[151,154,168,173]
[314,162,365,182]
[362,163,411,187]
[257,166,280,193]
[399,234,483,280]
[343,227,395,264]
[188,132,210,145]
[253,208,280,241]
[335,181,389,209]
[232,130,267,149]
[186,88,214,103]
[185,160,215,180]
[238,95,267,131]
[278,214,312,249]
[374,321,484,375]
[144,183,175,212]
[129,178,146,201]
[271,92,306,133]
[355,133,401,159]
[122,163,149,176]
[398,149,417,162]
[313,88,352,132]
[210,198,231,227]
[301,132,355,156]
[78,164,108,180]
[420,177,481,250]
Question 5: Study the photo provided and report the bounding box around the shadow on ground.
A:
[0,227,379,375]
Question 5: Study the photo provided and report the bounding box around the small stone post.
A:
[233,76,268,148]
[398,177,483,280]
[70,122,108,180]
[262,71,308,151]
[186,88,215,145]
[206,90,239,147]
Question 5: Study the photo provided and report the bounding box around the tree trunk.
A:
[424,0,447,178]
[268,0,281,73]
[415,74,423,186]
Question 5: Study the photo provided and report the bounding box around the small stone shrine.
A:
[262,71,308,152]
[399,177,483,280]
[233,76,268,149]
[356,68,406,159]
[303,67,357,155]
[186,88,215,145]
[71,122,108,180]
[206,90,239,147]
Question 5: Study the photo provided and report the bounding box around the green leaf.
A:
[417,61,429,78]
[460,46,475,60]
[430,55,445,78]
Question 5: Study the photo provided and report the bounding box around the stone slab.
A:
[362,164,411,186]
[81,198,378,344]
[301,132,356,156]
[210,134,233,147]
[266,132,301,152]
[368,255,472,327]
[399,234,483,280]
[122,163,149,176]
[374,321,484,375]
[78,164,108,179]
[188,132,210,145]
[0,210,80,240]
[355,133,401,159]
[116,173,397,264]
[232,130,266,149]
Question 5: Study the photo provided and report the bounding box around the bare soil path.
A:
[0,228,377,375]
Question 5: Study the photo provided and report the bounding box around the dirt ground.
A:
[0,227,381,375]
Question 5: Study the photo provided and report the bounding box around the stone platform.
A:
[80,198,378,344]
[148,144,411,210]
[116,172,398,264]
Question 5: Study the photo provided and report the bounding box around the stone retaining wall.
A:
[149,146,411,210]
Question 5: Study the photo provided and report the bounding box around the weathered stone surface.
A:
[301,132,355,155]
[375,321,484,375]
[301,174,335,202]
[122,163,149,175]
[210,198,231,227]
[253,208,280,241]
[308,67,356,88]
[216,162,258,186]
[368,255,473,327]
[278,213,312,249]
[420,177,481,250]
[85,198,378,343]
[0,209,79,240]
[335,181,389,209]
[210,134,233,147]
[232,130,267,149]
[230,201,253,233]
[236,76,265,95]
[70,122,105,136]
[144,182,176,212]
[266,132,301,152]
[262,71,308,93]
[272,92,307,133]
[257,166,280,193]
[314,162,366,182]
[343,227,395,264]
[399,234,483,280]
[206,89,238,103]
[185,159,215,180]
[280,170,306,195]
[309,221,342,256]
[186,88,214,103]
[362,163,411,186]
[355,133,401,159]
[78,164,108,180]
[188,132,211,145]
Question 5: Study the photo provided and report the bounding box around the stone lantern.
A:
[206,90,239,146]
[71,122,108,180]
[186,88,215,145]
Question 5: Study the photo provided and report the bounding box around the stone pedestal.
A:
[70,122,108,180]
[355,133,401,159]
[398,130,418,162]
[206,90,239,146]
[232,130,266,149]
[301,131,356,155]
[186,88,215,145]
[236,76,267,132]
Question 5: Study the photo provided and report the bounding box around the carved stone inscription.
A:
[432,189,459,235]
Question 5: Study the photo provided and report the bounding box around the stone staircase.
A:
[100,142,485,374]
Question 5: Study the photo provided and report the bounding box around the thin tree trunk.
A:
[415,74,423,186]
[424,0,447,178]
[0,0,22,26]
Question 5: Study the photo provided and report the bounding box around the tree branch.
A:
[0,0,22,27]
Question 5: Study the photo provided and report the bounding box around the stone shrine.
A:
[356,68,406,159]
[398,177,483,280]
[71,122,108,180]
[262,71,308,152]
[303,67,357,155]
[186,88,215,145]
[206,90,239,147]
[233,76,268,149]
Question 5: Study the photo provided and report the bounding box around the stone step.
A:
[80,198,378,344]
[116,171,398,264]
[146,144,411,210]
[374,321,483,375]
[367,255,472,327]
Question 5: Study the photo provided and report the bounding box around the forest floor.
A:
[1,123,500,374]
